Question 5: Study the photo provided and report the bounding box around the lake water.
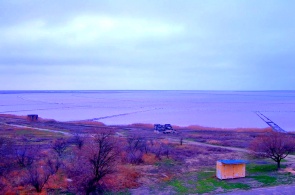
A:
[0,90,294,131]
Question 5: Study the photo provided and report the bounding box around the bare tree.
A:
[71,133,84,149]
[250,131,295,169]
[91,132,117,180]
[162,144,171,159]
[0,137,14,191]
[154,143,163,160]
[67,132,118,194]
[52,138,69,157]
[15,144,36,168]
[0,138,10,174]
[152,143,170,159]
[1,136,62,193]
[126,136,146,164]
[20,149,60,193]
[25,164,52,193]
[46,157,62,174]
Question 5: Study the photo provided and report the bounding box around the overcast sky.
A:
[0,0,294,90]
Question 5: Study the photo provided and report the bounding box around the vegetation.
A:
[250,131,295,169]
[246,164,279,173]
[250,175,277,185]
[246,163,295,187]
[166,170,250,194]
[1,115,295,194]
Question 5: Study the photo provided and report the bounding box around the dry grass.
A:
[69,120,106,126]
[104,165,141,190]
[142,153,158,164]
[0,113,28,119]
[173,124,272,132]
[206,139,222,145]
[0,114,275,194]
[127,123,154,129]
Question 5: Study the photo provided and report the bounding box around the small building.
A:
[216,160,247,180]
[27,114,38,122]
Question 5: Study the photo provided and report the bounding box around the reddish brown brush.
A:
[142,153,158,164]
[127,123,154,129]
[127,122,271,133]
[0,114,27,119]
[182,125,271,132]
[103,165,140,191]
[69,120,106,126]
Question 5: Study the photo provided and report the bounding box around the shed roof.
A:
[218,160,248,164]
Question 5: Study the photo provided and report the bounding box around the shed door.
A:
[223,164,234,179]
[233,164,245,178]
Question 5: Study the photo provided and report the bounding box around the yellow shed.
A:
[216,160,247,180]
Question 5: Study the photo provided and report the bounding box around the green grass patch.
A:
[195,171,250,194]
[247,164,278,173]
[15,128,64,137]
[195,178,215,194]
[165,164,295,194]
[167,170,250,194]
[155,158,176,167]
[250,175,276,185]
[197,178,250,192]
[168,180,189,193]
[197,171,215,180]
[247,163,287,174]
[15,129,31,135]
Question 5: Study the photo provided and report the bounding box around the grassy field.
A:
[156,162,295,194]
[1,114,295,194]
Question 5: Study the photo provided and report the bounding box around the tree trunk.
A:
[86,180,96,195]
[277,160,281,169]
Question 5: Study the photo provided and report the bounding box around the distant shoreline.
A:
[0,90,294,131]
[0,113,273,133]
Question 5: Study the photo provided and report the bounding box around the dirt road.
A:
[220,184,295,195]
[0,122,72,136]
[167,138,249,153]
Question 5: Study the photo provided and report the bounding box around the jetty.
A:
[256,111,286,133]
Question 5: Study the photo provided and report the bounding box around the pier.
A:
[256,112,286,133]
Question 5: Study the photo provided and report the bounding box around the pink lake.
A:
[0,90,294,131]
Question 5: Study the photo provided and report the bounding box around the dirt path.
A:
[167,138,249,153]
[183,139,295,167]
[0,122,72,136]
[169,138,295,168]
[4,120,295,195]
[3,119,295,163]
[220,184,295,195]
[2,119,251,154]
[283,155,295,173]
[0,121,258,154]
[2,122,129,139]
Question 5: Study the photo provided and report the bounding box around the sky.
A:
[0,0,294,90]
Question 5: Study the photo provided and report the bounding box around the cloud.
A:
[0,0,294,90]
[1,15,183,44]
[0,14,184,67]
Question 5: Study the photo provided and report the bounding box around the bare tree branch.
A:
[250,131,295,169]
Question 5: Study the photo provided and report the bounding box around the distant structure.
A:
[256,112,286,133]
[216,160,247,180]
[27,114,38,122]
[154,124,176,134]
